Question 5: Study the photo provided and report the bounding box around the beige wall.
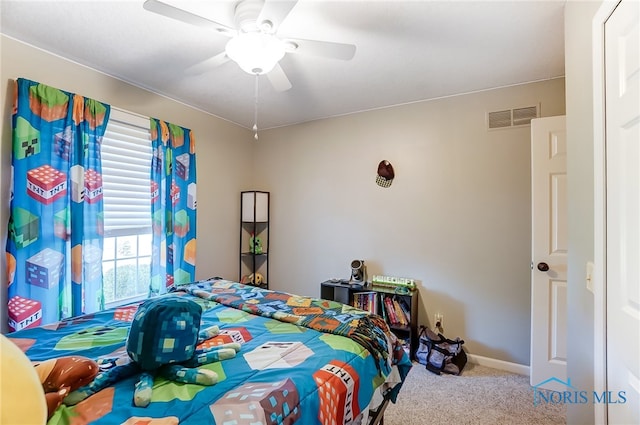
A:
[0,35,255,332]
[0,34,568,367]
[256,79,565,365]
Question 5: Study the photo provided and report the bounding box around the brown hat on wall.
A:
[376,160,395,188]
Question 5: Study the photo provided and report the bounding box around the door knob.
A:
[537,262,550,272]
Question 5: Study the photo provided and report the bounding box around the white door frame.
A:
[592,1,622,424]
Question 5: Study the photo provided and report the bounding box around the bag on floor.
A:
[416,325,467,375]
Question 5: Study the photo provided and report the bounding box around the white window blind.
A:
[101,108,152,236]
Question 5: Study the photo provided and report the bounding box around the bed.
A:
[7,278,412,425]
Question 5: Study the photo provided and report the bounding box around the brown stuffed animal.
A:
[33,356,99,419]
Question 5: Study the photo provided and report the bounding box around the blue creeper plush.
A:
[65,296,240,408]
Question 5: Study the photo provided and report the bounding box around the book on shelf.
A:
[398,298,411,322]
[352,291,377,314]
[392,298,408,326]
[382,294,398,324]
[380,293,411,327]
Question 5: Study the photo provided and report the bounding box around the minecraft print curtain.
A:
[149,118,197,295]
[6,78,110,331]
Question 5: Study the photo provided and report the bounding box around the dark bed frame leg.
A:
[368,397,390,425]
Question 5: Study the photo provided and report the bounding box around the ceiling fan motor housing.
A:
[234,0,267,32]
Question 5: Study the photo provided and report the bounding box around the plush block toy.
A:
[249,233,263,254]
[66,296,240,408]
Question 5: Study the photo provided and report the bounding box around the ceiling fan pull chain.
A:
[253,74,259,140]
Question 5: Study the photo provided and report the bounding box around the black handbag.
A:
[416,325,467,375]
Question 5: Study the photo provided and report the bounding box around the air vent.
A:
[488,110,512,129]
[487,105,539,130]
[513,106,538,126]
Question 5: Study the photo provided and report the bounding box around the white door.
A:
[530,116,567,390]
[605,1,640,423]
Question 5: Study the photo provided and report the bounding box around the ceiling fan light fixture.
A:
[225,31,286,75]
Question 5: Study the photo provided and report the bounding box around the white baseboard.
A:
[466,353,530,376]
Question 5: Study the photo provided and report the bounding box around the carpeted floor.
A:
[383,362,566,425]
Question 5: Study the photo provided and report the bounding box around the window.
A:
[101,108,152,307]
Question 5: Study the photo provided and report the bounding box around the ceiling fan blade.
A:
[143,0,235,36]
[185,52,230,75]
[267,63,292,92]
[284,38,356,61]
[257,0,298,32]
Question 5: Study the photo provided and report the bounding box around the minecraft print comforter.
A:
[8,279,411,424]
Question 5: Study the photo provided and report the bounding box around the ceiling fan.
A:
[143,0,357,92]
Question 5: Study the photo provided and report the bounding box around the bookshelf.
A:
[239,191,269,289]
[320,280,418,359]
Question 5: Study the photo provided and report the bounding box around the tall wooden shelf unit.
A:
[320,280,419,359]
[239,191,269,289]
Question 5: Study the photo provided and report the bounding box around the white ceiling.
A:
[0,0,566,130]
